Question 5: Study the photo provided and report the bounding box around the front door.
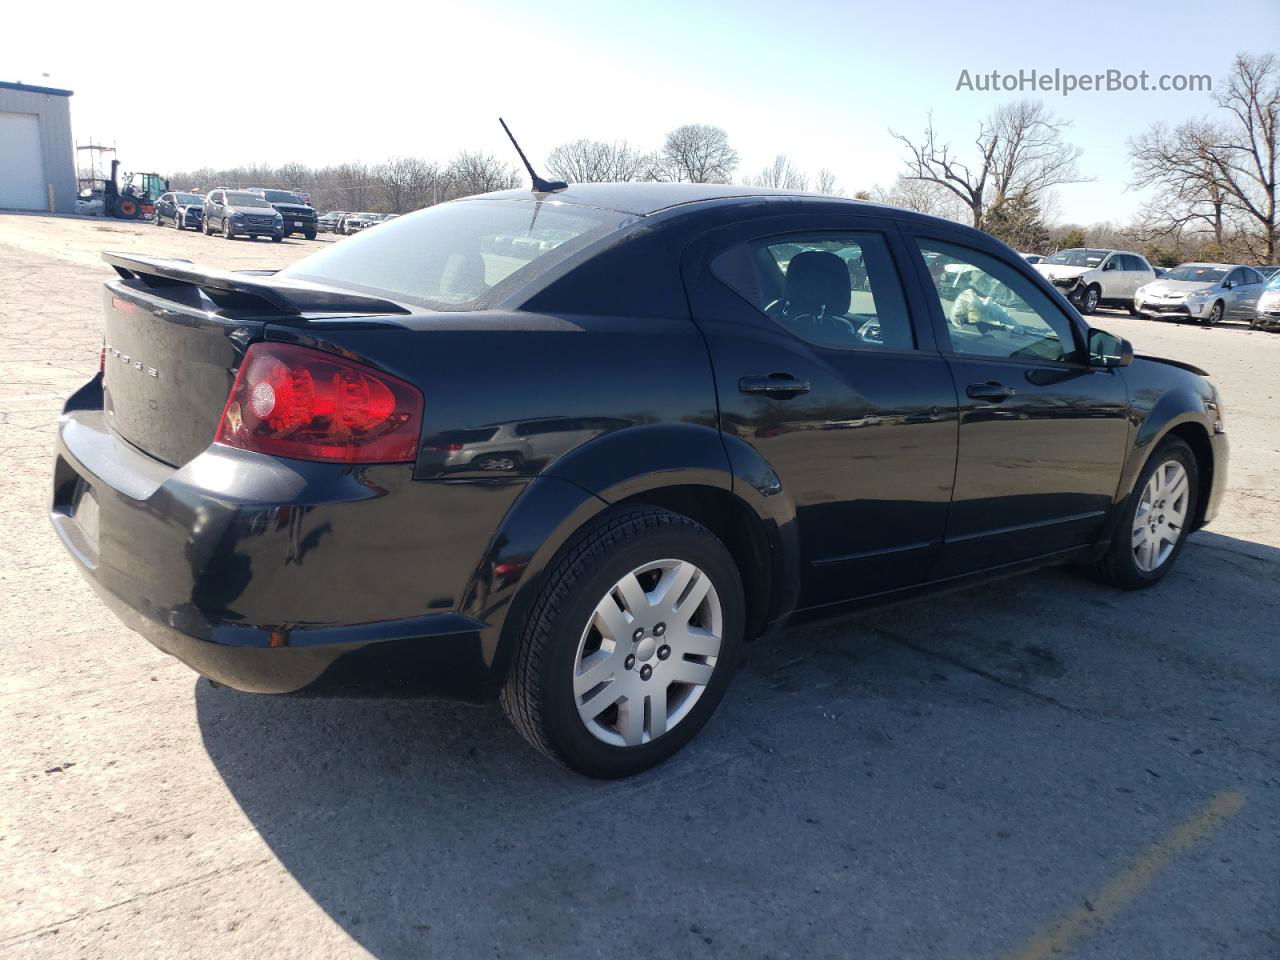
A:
[684,216,959,609]
[907,231,1130,574]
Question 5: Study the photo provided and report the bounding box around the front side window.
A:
[917,239,1080,363]
[714,232,914,350]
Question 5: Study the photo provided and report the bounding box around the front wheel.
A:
[1206,301,1224,325]
[1080,285,1101,315]
[304,228,316,241]
[1093,437,1198,589]
[222,218,234,240]
[501,507,745,778]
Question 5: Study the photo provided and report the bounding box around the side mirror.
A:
[1222,280,1233,289]
[1088,328,1133,368]
[1102,261,1115,271]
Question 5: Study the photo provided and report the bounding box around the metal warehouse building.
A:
[0,80,76,214]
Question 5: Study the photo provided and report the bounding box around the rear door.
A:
[683,214,959,609]
[904,228,1129,574]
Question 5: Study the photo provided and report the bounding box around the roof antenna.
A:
[499,118,567,194]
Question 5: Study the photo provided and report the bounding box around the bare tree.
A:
[1130,119,1231,247]
[654,124,739,183]
[752,154,808,190]
[871,175,968,222]
[1128,54,1279,261]
[546,139,652,183]
[275,162,311,191]
[889,100,1085,229]
[813,168,841,196]
[1207,53,1279,260]
[445,152,520,198]
[374,156,447,213]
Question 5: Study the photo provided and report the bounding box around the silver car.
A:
[1252,271,1280,330]
[1134,262,1267,325]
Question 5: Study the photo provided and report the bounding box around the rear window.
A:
[279,198,636,309]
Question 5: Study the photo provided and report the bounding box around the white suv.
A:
[1035,248,1156,315]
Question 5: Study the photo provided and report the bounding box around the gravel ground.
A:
[1,213,1277,960]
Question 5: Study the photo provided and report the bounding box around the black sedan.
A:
[51,183,1227,778]
[153,191,205,231]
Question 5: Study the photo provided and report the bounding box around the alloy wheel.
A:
[1084,288,1099,313]
[572,558,722,747]
[1132,460,1189,572]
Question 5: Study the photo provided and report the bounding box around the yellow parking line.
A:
[1001,790,1246,960]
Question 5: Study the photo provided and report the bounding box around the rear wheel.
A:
[1093,437,1198,589]
[501,506,744,778]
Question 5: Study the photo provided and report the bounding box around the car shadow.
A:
[196,530,1279,958]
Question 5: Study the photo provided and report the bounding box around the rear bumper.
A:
[50,376,513,700]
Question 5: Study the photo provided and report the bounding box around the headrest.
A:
[440,251,486,300]
[784,251,850,316]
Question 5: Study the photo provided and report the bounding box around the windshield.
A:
[175,193,204,204]
[1266,272,1280,289]
[1162,265,1227,283]
[259,190,304,203]
[280,198,636,309]
[1044,248,1110,267]
[226,192,273,208]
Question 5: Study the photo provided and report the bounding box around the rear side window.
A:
[713,232,915,351]
[280,199,636,310]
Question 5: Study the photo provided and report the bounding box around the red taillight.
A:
[214,342,423,464]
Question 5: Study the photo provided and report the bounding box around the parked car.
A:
[1135,263,1267,324]
[1152,266,1168,279]
[1035,248,1156,315]
[1256,265,1280,280]
[248,188,318,240]
[51,183,1228,777]
[341,212,384,234]
[154,191,205,231]
[202,189,284,241]
[317,210,348,233]
[1251,270,1280,330]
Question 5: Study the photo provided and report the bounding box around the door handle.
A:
[739,374,811,396]
[966,381,1016,402]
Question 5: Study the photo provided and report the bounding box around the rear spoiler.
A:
[102,252,411,316]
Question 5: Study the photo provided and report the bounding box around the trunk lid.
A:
[100,252,410,467]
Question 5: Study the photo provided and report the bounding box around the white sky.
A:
[8,0,1279,224]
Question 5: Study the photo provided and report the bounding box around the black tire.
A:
[1080,285,1101,315]
[271,233,283,243]
[1126,301,1139,316]
[1206,301,1224,325]
[305,228,316,241]
[501,506,745,778]
[1093,436,1198,589]
[222,218,234,240]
